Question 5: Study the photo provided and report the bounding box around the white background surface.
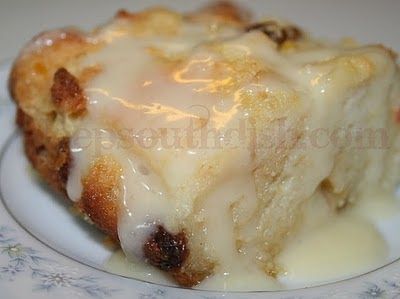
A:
[0,0,399,63]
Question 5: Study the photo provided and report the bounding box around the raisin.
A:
[246,21,302,46]
[51,68,86,116]
[143,225,188,271]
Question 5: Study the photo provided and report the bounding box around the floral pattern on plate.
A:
[0,225,119,298]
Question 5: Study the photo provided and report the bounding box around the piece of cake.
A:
[9,1,400,287]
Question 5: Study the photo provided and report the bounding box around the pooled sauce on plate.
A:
[105,191,400,291]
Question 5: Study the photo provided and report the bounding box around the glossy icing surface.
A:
[64,12,400,290]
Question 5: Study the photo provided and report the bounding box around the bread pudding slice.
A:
[9,2,400,287]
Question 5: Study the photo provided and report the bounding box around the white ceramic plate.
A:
[1,1,400,298]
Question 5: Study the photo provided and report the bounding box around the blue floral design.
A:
[139,288,167,299]
[1,243,49,266]
[0,263,23,281]
[358,283,386,298]
[0,225,118,298]
[31,267,118,298]
[383,279,400,299]
[0,226,15,243]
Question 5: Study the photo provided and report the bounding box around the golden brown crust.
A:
[79,156,122,241]
[171,262,213,287]
[201,1,249,21]
[187,1,250,25]
[16,108,70,193]
[9,29,89,107]
[115,1,249,27]
[17,110,206,286]
[17,106,120,242]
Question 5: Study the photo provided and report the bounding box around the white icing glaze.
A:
[67,20,258,261]
[65,15,400,290]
